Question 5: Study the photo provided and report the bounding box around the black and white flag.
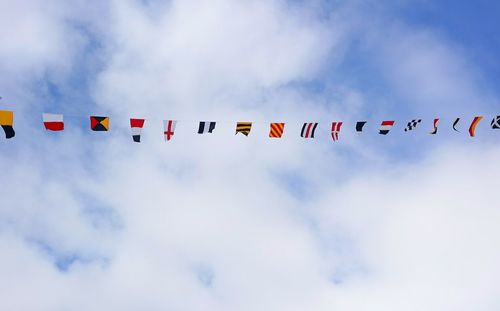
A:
[404,119,422,132]
[491,116,500,129]
[198,121,216,134]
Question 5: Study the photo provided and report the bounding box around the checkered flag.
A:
[404,119,422,132]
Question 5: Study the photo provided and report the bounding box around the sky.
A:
[1,0,500,310]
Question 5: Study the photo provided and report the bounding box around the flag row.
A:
[0,111,499,141]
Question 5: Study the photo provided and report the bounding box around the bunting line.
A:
[0,110,499,141]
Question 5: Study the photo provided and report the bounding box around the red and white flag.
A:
[163,120,177,141]
[430,118,439,135]
[42,113,64,131]
[379,120,395,135]
[130,118,145,142]
[331,122,343,141]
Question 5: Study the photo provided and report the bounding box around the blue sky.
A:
[404,1,500,73]
[1,1,500,310]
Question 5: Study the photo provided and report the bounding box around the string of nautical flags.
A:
[1,110,500,142]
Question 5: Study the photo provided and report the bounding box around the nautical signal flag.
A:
[356,121,367,132]
[491,116,500,129]
[0,110,15,139]
[430,118,439,135]
[90,116,109,131]
[198,121,216,134]
[236,122,252,136]
[404,119,421,132]
[269,123,285,138]
[468,116,483,137]
[42,113,64,131]
[130,118,145,142]
[300,123,318,138]
[164,120,177,141]
[331,122,343,141]
[453,118,461,132]
[379,121,395,135]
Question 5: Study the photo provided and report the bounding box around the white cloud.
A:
[93,0,338,115]
[313,144,500,310]
[1,1,500,310]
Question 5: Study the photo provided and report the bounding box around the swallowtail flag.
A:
[0,110,15,139]
[430,118,439,135]
[42,113,64,131]
[331,122,343,141]
[491,116,500,129]
[452,118,461,132]
[269,123,285,138]
[130,118,145,142]
[235,122,252,136]
[90,116,109,131]
[468,116,483,137]
[404,119,421,132]
[163,120,177,141]
[379,121,395,135]
[300,123,318,138]
[356,121,367,132]
[198,121,216,134]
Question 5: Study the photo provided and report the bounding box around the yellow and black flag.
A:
[235,122,252,136]
[0,110,15,139]
[90,116,109,131]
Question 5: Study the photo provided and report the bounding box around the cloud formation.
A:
[1,0,499,310]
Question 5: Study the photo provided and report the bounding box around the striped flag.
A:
[235,122,252,136]
[356,121,367,132]
[130,118,145,142]
[469,116,483,137]
[198,121,216,134]
[269,123,285,138]
[300,123,318,138]
[379,121,395,135]
[452,118,461,132]
[331,122,343,141]
[0,110,15,139]
[163,120,177,141]
[42,113,64,131]
[430,118,439,135]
